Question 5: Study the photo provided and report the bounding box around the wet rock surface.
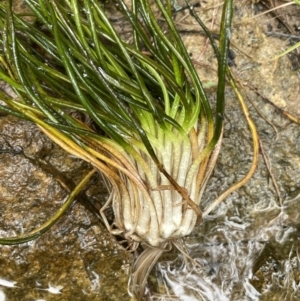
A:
[0,116,132,301]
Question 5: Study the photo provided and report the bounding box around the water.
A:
[150,208,299,300]
[151,235,261,300]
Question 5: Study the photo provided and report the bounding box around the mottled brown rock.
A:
[0,116,132,301]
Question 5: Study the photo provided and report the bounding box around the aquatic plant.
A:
[0,0,259,298]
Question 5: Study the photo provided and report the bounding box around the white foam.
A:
[37,283,63,294]
[0,279,17,288]
[0,290,5,301]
